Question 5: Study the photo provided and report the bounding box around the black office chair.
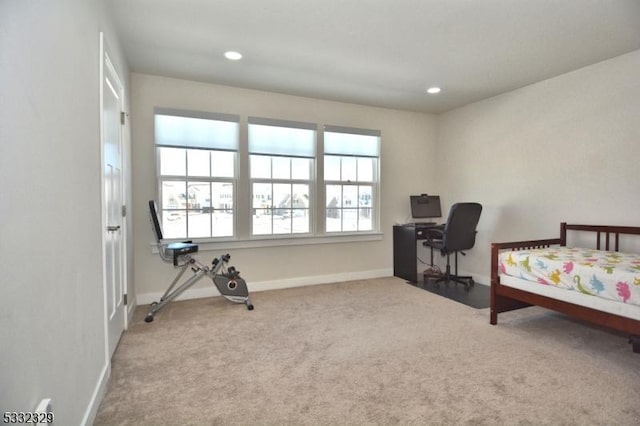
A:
[422,202,482,290]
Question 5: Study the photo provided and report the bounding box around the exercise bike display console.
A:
[145,201,253,323]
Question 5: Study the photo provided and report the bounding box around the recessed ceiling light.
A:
[426,87,441,94]
[224,51,243,61]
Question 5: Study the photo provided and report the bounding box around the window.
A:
[324,126,380,233]
[155,109,239,239]
[153,108,381,243]
[248,118,316,236]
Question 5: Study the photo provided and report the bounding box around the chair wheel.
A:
[144,314,154,323]
[246,302,254,310]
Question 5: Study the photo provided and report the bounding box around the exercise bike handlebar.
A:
[212,253,231,267]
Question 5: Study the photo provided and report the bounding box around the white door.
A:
[101,36,126,358]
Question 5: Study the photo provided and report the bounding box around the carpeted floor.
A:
[95,277,640,425]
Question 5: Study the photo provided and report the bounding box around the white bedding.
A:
[498,246,640,319]
[499,274,640,321]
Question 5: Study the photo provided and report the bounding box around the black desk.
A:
[393,223,443,283]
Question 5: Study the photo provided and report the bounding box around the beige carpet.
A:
[95,277,640,425]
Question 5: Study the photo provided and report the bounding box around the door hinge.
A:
[121,205,127,217]
[124,294,128,305]
[120,111,126,125]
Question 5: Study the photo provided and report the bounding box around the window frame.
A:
[154,108,240,240]
[152,109,382,244]
[248,117,317,238]
[323,125,381,234]
[324,156,379,234]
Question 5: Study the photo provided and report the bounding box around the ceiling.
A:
[107,0,640,114]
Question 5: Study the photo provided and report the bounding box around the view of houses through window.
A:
[158,148,235,239]
[251,155,311,235]
[325,156,375,232]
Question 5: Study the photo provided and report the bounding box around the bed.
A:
[490,223,640,353]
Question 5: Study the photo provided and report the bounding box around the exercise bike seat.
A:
[148,200,199,265]
[167,241,198,265]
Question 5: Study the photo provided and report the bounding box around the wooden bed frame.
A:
[490,222,640,353]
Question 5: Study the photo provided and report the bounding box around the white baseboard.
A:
[137,268,393,305]
[475,273,491,286]
[126,297,137,327]
[81,362,110,426]
[455,270,490,287]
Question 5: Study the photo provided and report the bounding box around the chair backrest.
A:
[442,202,482,251]
[148,200,164,242]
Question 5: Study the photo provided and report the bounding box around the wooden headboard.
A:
[560,222,640,251]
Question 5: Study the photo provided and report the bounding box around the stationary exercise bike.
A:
[145,200,253,323]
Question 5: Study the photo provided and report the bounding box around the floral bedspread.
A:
[499,246,640,307]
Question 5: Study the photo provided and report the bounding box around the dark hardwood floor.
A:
[409,277,490,309]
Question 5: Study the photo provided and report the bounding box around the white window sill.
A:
[151,232,384,253]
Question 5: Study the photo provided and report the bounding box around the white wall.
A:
[131,74,438,300]
[2,1,636,420]
[0,1,131,424]
[436,49,640,283]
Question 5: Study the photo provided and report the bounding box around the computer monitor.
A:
[410,194,442,219]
